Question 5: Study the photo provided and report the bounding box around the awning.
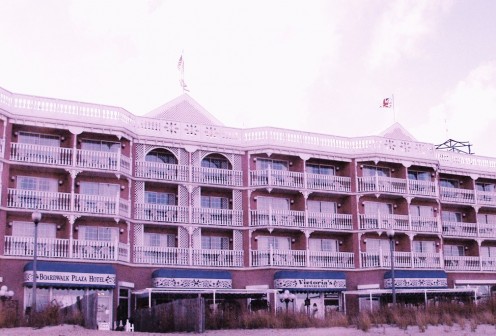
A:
[24,261,116,289]
[152,269,232,289]
[274,270,346,292]
[384,270,447,289]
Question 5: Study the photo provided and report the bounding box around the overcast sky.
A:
[1,0,496,156]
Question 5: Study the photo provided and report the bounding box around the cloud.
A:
[413,61,496,156]
[368,0,452,69]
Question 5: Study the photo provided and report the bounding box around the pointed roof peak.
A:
[144,94,223,126]
[379,122,417,141]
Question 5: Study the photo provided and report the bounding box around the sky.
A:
[1,0,496,156]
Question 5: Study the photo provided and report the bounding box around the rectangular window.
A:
[80,182,119,196]
[363,166,390,177]
[443,245,464,256]
[201,196,229,209]
[12,222,56,238]
[366,238,391,252]
[144,233,175,247]
[413,240,436,253]
[476,183,496,192]
[257,196,290,211]
[201,236,229,250]
[441,211,462,222]
[364,202,393,215]
[481,246,496,257]
[256,159,288,171]
[306,164,334,176]
[201,157,229,169]
[17,176,58,192]
[257,236,291,250]
[477,214,496,224]
[145,192,175,205]
[309,238,338,252]
[79,226,118,242]
[18,132,60,147]
[409,205,434,217]
[81,139,120,153]
[408,171,431,181]
[308,200,336,213]
[440,178,459,188]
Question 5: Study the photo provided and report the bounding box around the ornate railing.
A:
[192,208,243,226]
[135,161,188,181]
[250,209,305,227]
[192,167,243,186]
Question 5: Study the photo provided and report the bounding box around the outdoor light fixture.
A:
[279,289,296,311]
[0,285,14,301]
[386,228,396,306]
[31,211,42,312]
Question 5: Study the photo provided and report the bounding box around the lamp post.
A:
[386,228,396,306]
[0,285,14,301]
[279,290,296,312]
[31,211,42,312]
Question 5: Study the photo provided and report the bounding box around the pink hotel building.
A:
[0,85,495,324]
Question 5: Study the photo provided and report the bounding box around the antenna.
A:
[435,139,474,155]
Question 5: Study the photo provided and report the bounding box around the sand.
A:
[1,324,496,336]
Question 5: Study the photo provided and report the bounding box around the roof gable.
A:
[380,122,417,141]
[144,94,223,126]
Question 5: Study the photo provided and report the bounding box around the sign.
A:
[24,270,116,287]
[274,278,346,291]
[153,277,232,289]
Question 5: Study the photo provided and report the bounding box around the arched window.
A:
[145,149,177,164]
[201,154,231,169]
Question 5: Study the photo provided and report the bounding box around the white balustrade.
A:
[361,251,442,269]
[439,187,475,203]
[478,223,496,238]
[135,161,188,181]
[10,143,73,166]
[442,221,477,237]
[359,214,409,230]
[192,167,243,186]
[410,216,440,233]
[134,246,189,265]
[412,252,442,268]
[72,239,119,260]
[251,249,306,267]
[7,189,71,211]
[4,236,69,258]
[250,209,305,227]
[308,251,354,268]
[135,204,188,223]
[306,174,351,192]
[476,190,496,206]
[192,208,243,226]
[192,249,244,267]
[444,256,480,271]
[358,176,407,194]
[307,213,353,230]
[249,169,304,188]
[408,179,437,197]
[74,194,121,215]
[76,149,120,171]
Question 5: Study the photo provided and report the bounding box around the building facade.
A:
[0,86,495,325]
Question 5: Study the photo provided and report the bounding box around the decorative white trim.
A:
[153,277,232,289]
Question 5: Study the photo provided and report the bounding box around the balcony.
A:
[4,236,129,262]
[444,256,480,271]
[192,208,243,226]
[74,194,130,217]
[10,143,73,166]
[250,209,305,227]
[358,176,407,194]
[306,174,351,192]
[135,204,188,223]
[359,214,409,231]
[192,249,244,267]
[360,251,442,269]
[308,251,355,268]
[439,187,475,204]
[251,249,306,267]
[135,161,188,182]
[476,190,496,206]
[478,223,496,238]
[408,179,437,197]
[133,246,189,265]
[192,167,243,186]
[76,149,131,174]
[481,257,496,271]
[410,216,440,233]
[442,221,477,237]
[307,212,353,230]
[250,169,304,189]
[7,189,71,211]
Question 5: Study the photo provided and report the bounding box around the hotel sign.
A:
[274,278,346,290]
[24,270,116,287]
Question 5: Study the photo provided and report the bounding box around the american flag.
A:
[381,97,393,108]
[177,55,184,72]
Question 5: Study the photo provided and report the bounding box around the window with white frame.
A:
[309,238,338,252]
[443,244,465,256]
[366,238,391,252]
[144,233,175,247]
[256,158,288,171]
[257,196,290,211]
[408,170,431,181]
[201,196,229,209]
[477,214,496,224]
[440,178,459,188]
[363,166,390,177]
[17,176,58,192]
[18,132,60,147]
[441,211,462,222]
[81,139,120,152]
[257,236,291,250]
[145,192,175,205]
[201,236,229,250]
[409,205,434,217]
[481,246,496,257]
[306,164,334,175]
[307,200,336,213]
[80,182,119,196]
[476,182,495,192]
[412,240,436,253]
[79,226,118,242]
[145,149,177,164]
[12,221,56,238]
[363,202,393,215]
[201,156,230,169]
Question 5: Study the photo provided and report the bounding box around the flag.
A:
[381,97,393,108]
[177,53,189,92]
[177,55,184,72]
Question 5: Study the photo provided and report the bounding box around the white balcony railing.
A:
[135,161,188,181]
[250,169,304,189]
[478,223,496,238]
[442,221,478,237]
[74,194,126,216]
[410,216,440,233]
[359,214,409,230]
[361,251,442,269]
[192,208,243,226]
[306,174,351,192]
[481,257,496,271]
[133,246,189,265]
[358,176,407,194]
[192,249,244,267]
[439,187,475,204]
[76,149,131,174]
[72,239,123,261]
[10,143,73,166]
[412,252,442,268]
[251,249,306,267]
[134,204,188,223]
[7,189,71,211]
[307,212,353,230]
[250,209,305,227]
[308,251,354,268]
[192,167,243,186]
[444,256,480,271]
[408,179,437,197]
